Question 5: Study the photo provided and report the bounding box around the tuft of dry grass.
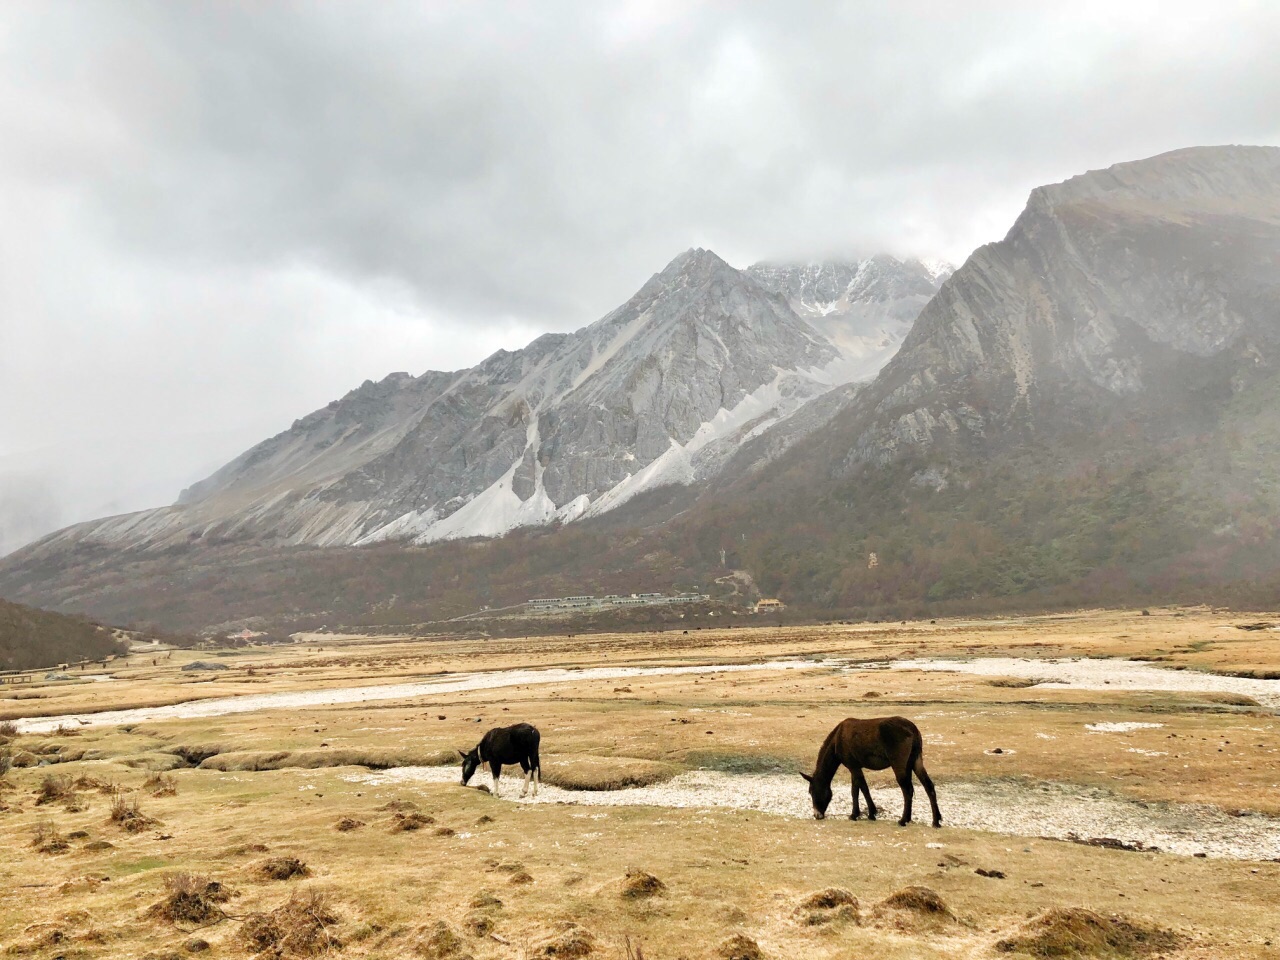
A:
[109,789,158,832]
[52,724,81,737]
[413,919,471,959]
[145,873,232,926]
[540,755,678,791]
[875,885,957,926]
[239,889,341,957]
[995,907,1183,957]
[794,887,859,927]
[879,885,949,914]
[30,819,69,854]
[536,922,595,958]
[34,773,75,806]
[797,888,857,911]
[390,812,435,832]
[0,719,19,741]
[256,856,311,881]
[73,774,118,794]
[619,868,665,900]
[144,773,178,796]
[716,933,763,960]
[334,816,365,832]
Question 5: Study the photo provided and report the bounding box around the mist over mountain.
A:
[3,146,1280,631]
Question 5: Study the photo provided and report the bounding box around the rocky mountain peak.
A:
[847,144,1280,469]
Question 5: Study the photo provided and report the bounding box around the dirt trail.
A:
[12,659,822,734]
[347,765,1280,861]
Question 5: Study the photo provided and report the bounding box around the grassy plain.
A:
[1,607,1278,959]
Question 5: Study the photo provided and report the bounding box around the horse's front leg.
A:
[490,761,502,797]
[854,769,876,821]
[849,768,862,820]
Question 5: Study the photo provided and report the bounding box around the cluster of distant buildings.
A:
[524,592,787,614]
[526,592,709,611]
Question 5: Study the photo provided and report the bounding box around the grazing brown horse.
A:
[801,717,941,827]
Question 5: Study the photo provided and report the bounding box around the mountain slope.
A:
[12,249,845,556]
[699,144,1280,607]
[0,598,127,672]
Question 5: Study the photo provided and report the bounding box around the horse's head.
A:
[459,746,482,785]
[800,772,831,820]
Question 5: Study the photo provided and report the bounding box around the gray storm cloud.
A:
[2,0,1279,555]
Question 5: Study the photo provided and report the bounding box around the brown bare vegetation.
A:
[109,790,157,832]
[716,933,763,960]
[390,811,435,832]
[239,890,341,957]
[536,922,596,958]
[995,907,1183,957]
[256,856,311,881]
[30,820,68,854]
[619,868,666,900]
[144,773,178,796]
[33,773,74,806]
[145,873,232,926]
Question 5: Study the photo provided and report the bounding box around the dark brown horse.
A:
[801,716,941,827]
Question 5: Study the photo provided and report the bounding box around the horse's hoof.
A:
[867,814,876,821]
[897,819,910,827]
[849,814,861,821]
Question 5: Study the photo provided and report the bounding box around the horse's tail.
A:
[905,725,924,776]
[531,727,541,772]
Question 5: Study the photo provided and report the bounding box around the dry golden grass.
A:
[540,755,678,791]
[0,608,1277,958]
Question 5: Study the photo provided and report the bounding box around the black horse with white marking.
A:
[460,722,542,797]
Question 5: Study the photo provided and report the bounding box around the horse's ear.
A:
[458,748,469,759]
[800,772,813,784]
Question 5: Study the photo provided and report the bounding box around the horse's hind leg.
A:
[490,761,502,797]
[519,759,532,798]
[914,756,942,828]
[532,751,541,796]
[894,760,915,826]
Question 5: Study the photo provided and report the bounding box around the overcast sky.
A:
[2,0,1279,554]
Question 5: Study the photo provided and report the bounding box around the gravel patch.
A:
[875,657,1280,707]
[344,766,1280,861]
[13,659,823,733]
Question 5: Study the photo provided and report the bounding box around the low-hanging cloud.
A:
[2,0,1279,555]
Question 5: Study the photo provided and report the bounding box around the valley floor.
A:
[1,608,1278,958]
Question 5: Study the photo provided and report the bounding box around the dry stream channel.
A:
[15,656,1280,861]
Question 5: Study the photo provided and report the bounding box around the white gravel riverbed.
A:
[12,659,823,734]
[873,657,1280,708]
[345,765,1280,861]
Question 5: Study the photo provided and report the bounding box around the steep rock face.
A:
[838,145,1280,469]
[746,255,950,381]
[15,249,842,554]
